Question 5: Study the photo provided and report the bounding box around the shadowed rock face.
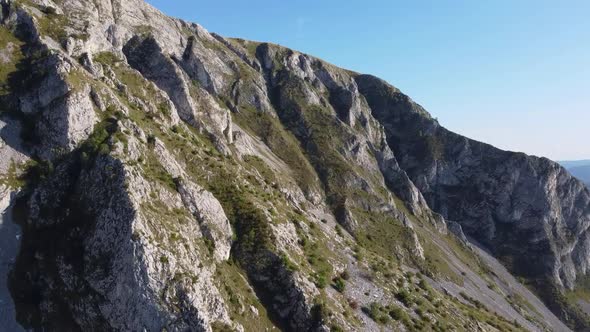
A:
[0,0,588,331]
[0,188,24,332]
[355,74,590,290]
[10,155,135,331]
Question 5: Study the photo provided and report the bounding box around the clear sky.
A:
[146,0,589,161]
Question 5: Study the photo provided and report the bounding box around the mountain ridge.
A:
[0,0,588,331]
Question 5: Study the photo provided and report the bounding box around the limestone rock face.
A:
[19,55,70,115]
[13,154,233,331]
[0,0,587,331]
[123,35,198,125]
[178,180,233,261]
[36,83,97,155]
[356,74,590,290]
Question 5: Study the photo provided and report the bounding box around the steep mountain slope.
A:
[356,76,590,328]
[0,0,587,331]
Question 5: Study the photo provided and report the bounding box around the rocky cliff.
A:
[0,0,588,331]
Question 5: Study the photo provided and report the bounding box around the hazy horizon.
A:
[147,0,589,161]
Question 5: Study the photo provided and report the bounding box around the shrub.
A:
[314,273,328,289]
[395,289,414,307]
[42,6,58,15]
[415,307,425,317]
[335,224,343,236]
[172,177,182,190]
[363,302,389,324]
[418,278,431,291]
[347,298,359,310]
[340,270,350,280]
[388,306,406,321]
[281,253,299,272]
[147,134,156,147]
[332,277,345,293]
[211,322,233,332]
[22,159,54,184]
[311,301,330,326]
[330,324,343,332]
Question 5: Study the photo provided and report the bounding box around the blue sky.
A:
[146,0,589,161]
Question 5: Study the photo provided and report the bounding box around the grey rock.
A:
[0,0,585,331]
[178,180,233,262]
[123,35,199,125]
[356,74,590,290]
[35,83,97,158]
[79,52,104,77]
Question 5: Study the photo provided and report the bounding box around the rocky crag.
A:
[0,0,588,331]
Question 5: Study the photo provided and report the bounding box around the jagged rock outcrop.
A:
[0,0,588,331]
[178,180,233,261]
[11,141,234,331]
[123,35,199,125]
[355,74,590,289]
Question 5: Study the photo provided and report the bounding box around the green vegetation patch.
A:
[93,51,123,67]
[0,26,24,97]
[352,209,413,264]
[216,261,277,331]
[228,38,260,58]
[417,231,464,285]
[242,155,276,185]
[233,108,320,195]
[35,10,70,43]
[206,167,275,263]
[292,218,337,289]
[270,70,390,228]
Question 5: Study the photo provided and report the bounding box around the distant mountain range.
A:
[560,160,590,186]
